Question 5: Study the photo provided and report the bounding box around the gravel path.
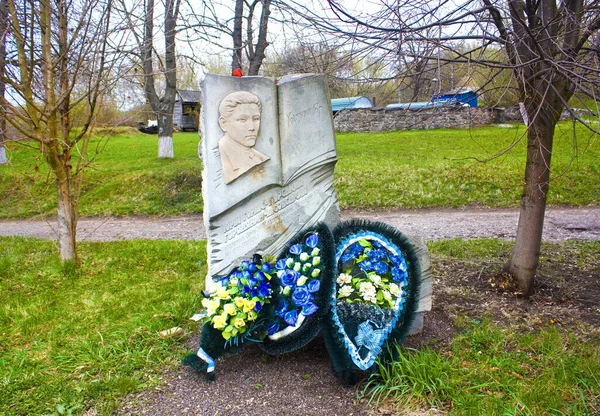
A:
[1,207,599,242]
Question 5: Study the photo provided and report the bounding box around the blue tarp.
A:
[331,96,373,113]
[432,88,478,107]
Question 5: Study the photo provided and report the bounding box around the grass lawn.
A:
[1,237,598,415]
[0,123,598,219]
[336,123,599,209]
[0,237,206,415]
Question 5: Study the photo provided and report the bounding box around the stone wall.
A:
[333,107,501,133]
[333,106,585,132]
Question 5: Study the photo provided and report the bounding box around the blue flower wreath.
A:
[267,232,323,335]
[260,222,336,356]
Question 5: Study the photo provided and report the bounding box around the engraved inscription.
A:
[286,103,324,127]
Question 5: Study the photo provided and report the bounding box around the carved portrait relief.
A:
[218,91,270,184]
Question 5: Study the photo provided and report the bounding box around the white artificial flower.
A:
[370,274,383,287]
[336,273,352,285]
[389,283,400,297]
[338,285,354,298]
[359,281,375,294]
[363,292,377,304]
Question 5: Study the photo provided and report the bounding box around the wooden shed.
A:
[174,90,202,131]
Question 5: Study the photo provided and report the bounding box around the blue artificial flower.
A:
[368,248,387,262]
[247,276,257,288]
[281,269,299,287]
[240,260,250,271]
[241,270,252,280]
[289,244,302,256]
[261,262,272,273]
[267,322,280,335]
[275,299,288,317]
[292,286,313,307]
[231,269,242,279]
[307,279,320,293]
[349,242,364,256]
[249,262,258,273]
[305,233,319,248]
[276,259,287,270]
[255,271,266,282]
[284,309,298,326]
[251,288,259,298]
[255,301,263,312]
[242,285,251,295]
[340,251,355,264]
[373,261,389,275]
[359,259,373,272]
[219,275,230,286]
[372,240,383,249]
[258,281,271,297]
[389,255,403,266]
[391,266,407,282]
[301,302,319,316]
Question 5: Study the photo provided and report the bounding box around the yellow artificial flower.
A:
[234,297,245,308]
[212,313,227,329]
[216,286,230,300]
[243,299,256,313]
[224,303,237,316]
[234,318,246,329]
[202,298,221,316]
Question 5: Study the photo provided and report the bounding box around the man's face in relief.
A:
[220,103,261,147]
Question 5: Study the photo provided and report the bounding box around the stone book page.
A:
[201,75,282,217]
[201,74,340,288]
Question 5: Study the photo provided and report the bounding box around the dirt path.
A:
[1,207,599,242]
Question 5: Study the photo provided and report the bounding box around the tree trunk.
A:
[232,0,243,72]
[0,0,7,165]
[56,176,77,262]
[504,115,555,296]
[157,111,174,158]
[247,0,271,76]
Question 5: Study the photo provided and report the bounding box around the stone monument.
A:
[200,74,341,289]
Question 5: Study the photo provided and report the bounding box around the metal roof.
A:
[331,96,373,112]
[178,90,202,103]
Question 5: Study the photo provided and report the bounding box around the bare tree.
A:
[118,0,181,158]
[184,0,273,75]
[0,0,7,166]
[1,0,123,262]
[294,0,600,295]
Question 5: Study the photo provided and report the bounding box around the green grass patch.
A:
[335,123,599,209]
[0,131,203,219]
[0,236,206,415]
[363,320,600,415]
[1,123,598,219]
